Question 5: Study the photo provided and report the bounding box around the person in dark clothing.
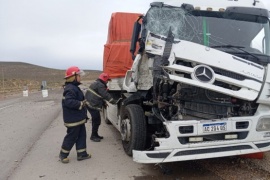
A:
[59,66,91,163]
[85,73,118,142]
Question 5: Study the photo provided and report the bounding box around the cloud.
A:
[0,0,153,70]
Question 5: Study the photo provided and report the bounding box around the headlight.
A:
[256,117,270,131]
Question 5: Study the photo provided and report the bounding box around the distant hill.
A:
[0,62,101,95]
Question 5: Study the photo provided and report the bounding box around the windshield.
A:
[144,6,270,56]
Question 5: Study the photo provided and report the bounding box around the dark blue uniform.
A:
[60,81,88,158]
[85,79,114,139]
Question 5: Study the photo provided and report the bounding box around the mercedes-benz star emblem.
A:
[192,65,215,83]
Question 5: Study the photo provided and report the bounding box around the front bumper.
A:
[133,117,270,164]
[133,141,270,163]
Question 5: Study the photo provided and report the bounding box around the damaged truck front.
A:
[104,0,270,163]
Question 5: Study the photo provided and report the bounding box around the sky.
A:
[0,0,270,70]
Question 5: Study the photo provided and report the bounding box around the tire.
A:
[102,107,111,124]
[120,104,146,156]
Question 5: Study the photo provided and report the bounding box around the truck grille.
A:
[236,121,249,129]
[212,67,246,81]
[178,131,249,144]
[164,60,262,101]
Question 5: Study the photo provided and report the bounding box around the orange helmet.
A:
[99,73,111,82]
[65,66,85,79]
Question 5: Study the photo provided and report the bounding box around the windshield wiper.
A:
[210,45,260,62]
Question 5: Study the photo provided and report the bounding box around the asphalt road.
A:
[1,88,270,180]
[0,90,62,180]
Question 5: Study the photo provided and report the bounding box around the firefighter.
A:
[85,72,118,142]
[59,66,91,163]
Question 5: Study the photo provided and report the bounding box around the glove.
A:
[103,102,108,108]
[79,100,88,110]
[82,100,88,107]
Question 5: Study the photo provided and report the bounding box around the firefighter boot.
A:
[77,153,91,161]
[90,132,101,142]
[97,132,104,139]
[59,154,69,164]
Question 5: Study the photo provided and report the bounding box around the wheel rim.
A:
[120,118,131,141]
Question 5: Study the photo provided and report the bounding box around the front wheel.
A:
[120,104,146,156]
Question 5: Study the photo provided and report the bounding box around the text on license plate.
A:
[203,122,227,132]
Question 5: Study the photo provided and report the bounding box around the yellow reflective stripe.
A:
[87,88,102,98]
[77,148,86,153]
[64,119,86,127]
[61,148,70,153]
[86,103,102,111]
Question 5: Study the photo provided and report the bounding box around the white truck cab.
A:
[104,0,270,163]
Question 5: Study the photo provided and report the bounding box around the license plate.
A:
[203,122,227,133]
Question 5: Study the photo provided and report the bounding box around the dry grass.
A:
[0,62,101,96]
